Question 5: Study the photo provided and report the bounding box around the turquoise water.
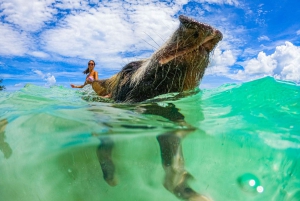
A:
[0,76,299,201]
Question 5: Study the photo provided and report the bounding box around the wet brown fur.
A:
[92,15,222,103]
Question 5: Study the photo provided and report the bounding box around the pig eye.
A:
[193,32,199,38]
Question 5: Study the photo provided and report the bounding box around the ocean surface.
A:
[0,76,299,201]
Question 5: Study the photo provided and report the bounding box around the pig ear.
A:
[179,15,198,29]
[179,15,191,26]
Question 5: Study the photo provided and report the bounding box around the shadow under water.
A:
[0,119,12,159]
[0,78,299,201]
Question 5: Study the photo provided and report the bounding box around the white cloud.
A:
[33,70,56,86]
[45,74,56,86]
[39,0,243,70]
[54,0,90,10]
[34,70,45,78]
[244,51,277,74]
[41,1,180,69]
[0,0,57,32]
[206,45,237,75]
[205,41,300,83]
[204,24,245,77]
[0,24,49,58]
[258,35,270,41]
[297,30,300,35]
[0,0,248,87]
[0,22,30,56]
[195,0,239,6]
[235,42,300,82]
[28,51,49,58]
[0,0,242,62]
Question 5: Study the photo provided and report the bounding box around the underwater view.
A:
[0,76,300,201]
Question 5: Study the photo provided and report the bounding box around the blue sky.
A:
[0,0,300,91]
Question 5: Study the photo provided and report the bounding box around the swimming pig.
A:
[95,15,223,201]
[92,15,222,103]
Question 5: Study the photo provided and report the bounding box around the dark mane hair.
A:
[83,60,96,74]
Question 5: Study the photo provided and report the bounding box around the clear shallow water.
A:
[0,76,299,201]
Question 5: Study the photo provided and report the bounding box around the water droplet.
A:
[256,186,264,193]
[249,179,256,187]
[68,169,72,173]
[237,173,264,194]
